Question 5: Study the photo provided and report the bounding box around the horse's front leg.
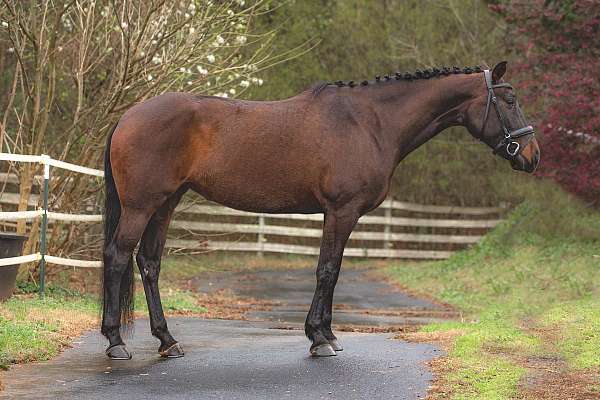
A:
[305,206,359,357]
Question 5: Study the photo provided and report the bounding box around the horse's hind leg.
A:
[136,189,186,358]
[305,206,359,356]
[102,207,152,359]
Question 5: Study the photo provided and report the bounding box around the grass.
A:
[0,289,97,369]
[541,300,600,370]
[388,180,600,399]
[0,282,207,372]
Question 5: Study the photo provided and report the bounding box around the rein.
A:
[482,69,535,159]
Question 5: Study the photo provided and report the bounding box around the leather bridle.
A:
[482,69,535,159]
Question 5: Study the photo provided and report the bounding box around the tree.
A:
[0,0,291,267]
[491,0,600,205]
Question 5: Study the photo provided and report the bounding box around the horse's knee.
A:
[103,244,131,273]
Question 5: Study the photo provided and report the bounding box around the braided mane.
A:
[311,65,484,96]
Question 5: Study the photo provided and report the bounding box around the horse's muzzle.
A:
[510,148,540,173]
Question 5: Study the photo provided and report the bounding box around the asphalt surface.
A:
[196,268,453,327]
[2,267,450,399]
[2,319,439,400]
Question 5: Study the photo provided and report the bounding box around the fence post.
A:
[257,215,265,256]
[38,155,50,298]
[384,199,392,251]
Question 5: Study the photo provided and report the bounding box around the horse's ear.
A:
[492,61,507,83]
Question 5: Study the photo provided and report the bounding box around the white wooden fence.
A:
[0,154,506,267]
[166,201,504,259]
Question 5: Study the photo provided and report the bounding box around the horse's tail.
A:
[102,123,135,330]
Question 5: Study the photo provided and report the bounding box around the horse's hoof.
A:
[329,339,343,352]
[106,344,132,360]
[159,342,184,358]
[310,343,337,357]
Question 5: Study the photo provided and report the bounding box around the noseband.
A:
[482,69,535,159]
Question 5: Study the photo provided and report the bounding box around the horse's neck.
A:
[368,74,482,164]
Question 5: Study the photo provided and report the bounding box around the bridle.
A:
[482,69,535,159]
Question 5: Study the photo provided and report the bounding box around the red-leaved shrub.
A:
[491,0,600,205]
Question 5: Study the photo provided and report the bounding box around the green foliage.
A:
[252,0,503,100]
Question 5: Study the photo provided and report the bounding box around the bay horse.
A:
[101,62,540,359]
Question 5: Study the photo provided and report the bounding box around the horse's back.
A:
[110,92,327,213]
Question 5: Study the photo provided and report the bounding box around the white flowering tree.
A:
[0,0,299,270]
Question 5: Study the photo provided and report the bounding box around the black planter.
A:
[0,233,27,301]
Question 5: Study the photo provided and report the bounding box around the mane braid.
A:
[313,65,484,96]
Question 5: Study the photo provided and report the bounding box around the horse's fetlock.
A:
[101,324,121,339]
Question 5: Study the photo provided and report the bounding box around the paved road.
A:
[2,267,451,399]
[2,319,439,400]
[196,268,453,328]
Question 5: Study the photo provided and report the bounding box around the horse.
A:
[101,61,540,359]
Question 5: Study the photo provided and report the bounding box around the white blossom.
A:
[189,27,195,34]
[236,35,247,45]
[229,88,236,95]
[216,35,225,45]
[147,74,153,81]
[180,67,186,72]
[1,21,8,28]
[121,22,128,29]
[196,65,208,75]
[258,78,264,86]
[7,47,14,53]
[240,80,250,88]
[207,54,215,63]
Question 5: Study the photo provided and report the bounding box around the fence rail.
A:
[0,152,507,297]
[165,201,502,259]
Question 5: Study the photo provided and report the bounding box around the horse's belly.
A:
[189,175,322,214]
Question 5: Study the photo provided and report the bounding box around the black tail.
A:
[102,124,135,330]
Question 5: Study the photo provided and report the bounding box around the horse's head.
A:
[465,61,540,173]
